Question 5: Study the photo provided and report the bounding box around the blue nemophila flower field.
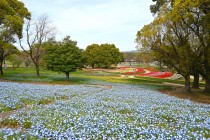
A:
[0,81,209,139]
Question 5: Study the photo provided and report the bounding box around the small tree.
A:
[44,36,84,80]
[7,53,22,69]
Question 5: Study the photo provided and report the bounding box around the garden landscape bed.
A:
[0,81,209,139]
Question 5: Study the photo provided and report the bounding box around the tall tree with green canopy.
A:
[44,36,84,81]
[136,3,203,92]
[0,0,30,75]
[85,43,124,68]
[85,44,100,68]
[173,0,210,92]
[102,44,124,67]
[150,0,210,92]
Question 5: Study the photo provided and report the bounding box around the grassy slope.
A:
[1,67,205,91]
[0,67,188,90]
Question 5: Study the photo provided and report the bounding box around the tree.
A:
[136,6,200,92]
[102,44,124,67]
[21,51,32,67]
[149,0,210,92]
[44,36,84,81]
[7,53,22,69]
[85,44,100,68]
[123,52,137,66]
[19,15,55,76]
[175,0,210,92]
[137,0,210,92]
[0,0,30,75]
[85,43,123,68]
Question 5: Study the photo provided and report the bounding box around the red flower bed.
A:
[137,72,173,78]
[135,68,145,73]
[154,72,173,78]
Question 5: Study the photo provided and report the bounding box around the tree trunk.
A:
[12,63,15,69]
[184,75,191,93]
[159,61,163,70]
[0,60,3,75]
[203,74,210,93]
[65,72,70,81]
[203,42,210,92]
[35,64,40,77]
[91,63,95,69]
[192,73,199,89]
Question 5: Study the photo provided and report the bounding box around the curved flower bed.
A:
[137,72,173,78]
[124,68,145,75]
[145,67,159,72]
[135,68,145,73]
[0,82,209,139]
[155,72,173,78]
[119,66,132,70]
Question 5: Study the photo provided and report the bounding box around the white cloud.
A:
[20,0,154,51]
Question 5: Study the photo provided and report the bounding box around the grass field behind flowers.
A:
[0,81,209,139]
[0,67,186,89]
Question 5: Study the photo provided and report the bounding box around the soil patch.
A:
[0,110,17,121]
[159,86,210,104]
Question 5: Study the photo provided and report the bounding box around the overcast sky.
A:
[20,0,154,51]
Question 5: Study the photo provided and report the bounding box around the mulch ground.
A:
[159,87,210,104]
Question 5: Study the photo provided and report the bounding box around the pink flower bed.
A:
[137,72,173,78]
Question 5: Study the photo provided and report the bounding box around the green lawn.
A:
[0,67,201,90]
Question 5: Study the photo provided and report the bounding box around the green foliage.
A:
[136,0,210,92]
[38,97,54,105]
[19,98,36,105]
[44,36,84,80]
[0,0,30,75]
[0,0,31,37]
[0,104,11,113]
[148,0,210,92]
[0,118,32,129]
[0,118,19,128]
[22,119,32,129]
[7,53,22,68]
[85,43,124,68]
[118,109,131,114]
[85,44,100,68]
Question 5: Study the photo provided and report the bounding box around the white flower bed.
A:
[0,82,209,139]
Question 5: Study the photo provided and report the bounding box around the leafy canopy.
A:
[44,36,84,77]
[85,43,124,68]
